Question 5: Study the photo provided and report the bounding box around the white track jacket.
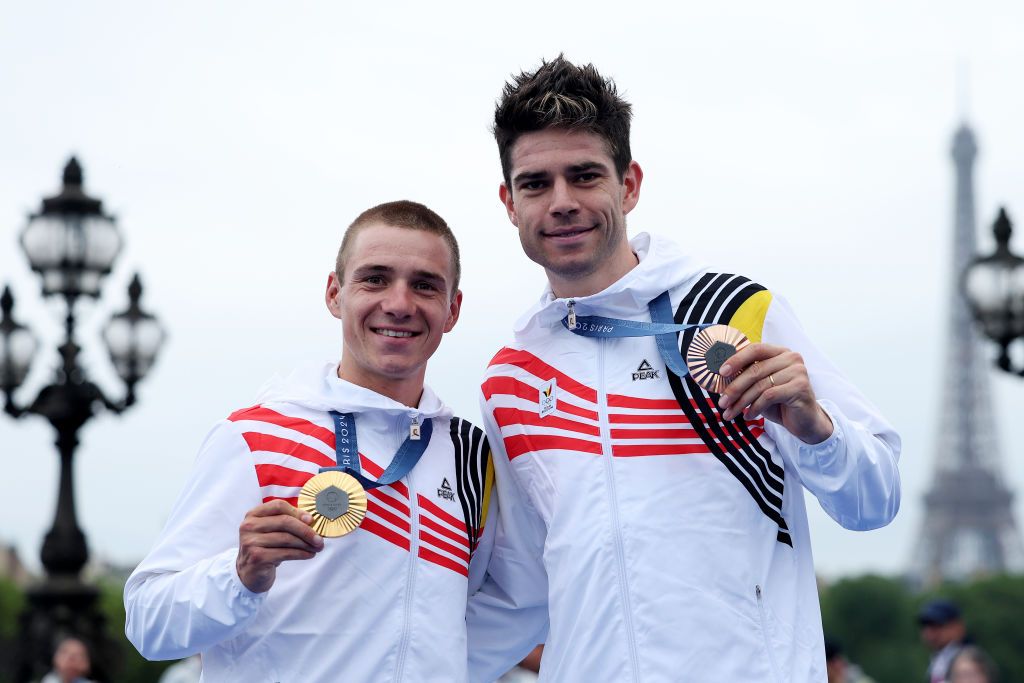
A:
[466,233,901,683]
[125,363,494,682]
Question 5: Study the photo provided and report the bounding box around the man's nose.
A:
[549,178,580,217]
[381,282,415,315]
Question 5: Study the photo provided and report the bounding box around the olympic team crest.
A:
[538,379,557,418]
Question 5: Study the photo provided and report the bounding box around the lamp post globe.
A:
[0,285,38,394]
[962,207,1024,375]
[103,273,167,401]
[19,157,122,302]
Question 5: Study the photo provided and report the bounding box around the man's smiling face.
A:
[500,128,642,297]
[327,222,461,404]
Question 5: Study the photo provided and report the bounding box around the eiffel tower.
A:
[910,123,1024,586]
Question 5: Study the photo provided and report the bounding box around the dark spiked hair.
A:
[493,55,633,186]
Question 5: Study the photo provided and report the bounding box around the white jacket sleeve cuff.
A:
[773,399,901,531]
[125,547,266,660]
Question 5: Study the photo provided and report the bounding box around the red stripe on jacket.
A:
[489,348,598,404]
[417,494,467,532]
[367,499,411,533]
[418,546,468,577]
[419,529,471,564]
[367,488,411,516]
[482,376,600,421]
[419,515,470,549]
[360,455,411,498]
[241,433,335,469]
[229,406,334,449]
[493,407,600,437]
[361,518,410,551]
[255,463,315,488]
[502,434,603,459]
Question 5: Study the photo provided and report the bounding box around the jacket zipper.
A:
[597,341,642,681]
[755,584,783,683]
[567,299,577,329]
[393,417,420,682]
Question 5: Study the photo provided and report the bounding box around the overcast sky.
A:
[2,1,1023,580]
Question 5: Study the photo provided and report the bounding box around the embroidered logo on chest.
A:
[632,359,661,381]
[437,477,455,501]
[539,379,557,418]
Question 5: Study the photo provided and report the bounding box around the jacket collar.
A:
[253,361,452,419]
[513,232,708,340]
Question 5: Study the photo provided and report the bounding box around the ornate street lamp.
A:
[2,157,165,681]
[962,207,1024,376]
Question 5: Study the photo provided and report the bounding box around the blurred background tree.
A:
[820,574,1024,683]
[0,578,25,683]
[1,572,1022,682]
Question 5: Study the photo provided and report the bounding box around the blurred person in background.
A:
[824,636,874,683]
[948,645,1000,683]
[39,637,96,683]
[918,598,968,683]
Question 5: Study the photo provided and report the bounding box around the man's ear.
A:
[444,290,463,333]
[621,160,643,215]
[499,183,518,227]
[325,272,343,319]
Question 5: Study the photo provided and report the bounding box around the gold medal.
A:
[686,324,750,394]
[298,470,368,538]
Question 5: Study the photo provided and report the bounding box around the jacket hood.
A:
[513,232,709,339]
[253,361,453,419]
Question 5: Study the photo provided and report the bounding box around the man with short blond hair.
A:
[126,200,494,682]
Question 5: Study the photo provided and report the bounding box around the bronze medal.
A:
[685,324,750,394]
[298,470,368,538]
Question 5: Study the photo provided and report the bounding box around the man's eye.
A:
[521,180,546,191]
[414,281,438,291]
[365,275,385,285]
[576,173,599,183]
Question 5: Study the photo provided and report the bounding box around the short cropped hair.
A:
[493,54,633,187]
[335,200,461,295]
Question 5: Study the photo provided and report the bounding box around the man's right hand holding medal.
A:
[236,500,325,593]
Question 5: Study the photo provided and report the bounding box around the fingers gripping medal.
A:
[298,470,367,537]
[685,324,750,394]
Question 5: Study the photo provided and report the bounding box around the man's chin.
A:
[541,258,599,282]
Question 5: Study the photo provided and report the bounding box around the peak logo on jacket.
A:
[632,359,660,381]
[437,477,455,501]
[539,379,557,418]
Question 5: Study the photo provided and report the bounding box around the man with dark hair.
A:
[919,598,969,683]
[466,56,901,681]
[125,200,495,681]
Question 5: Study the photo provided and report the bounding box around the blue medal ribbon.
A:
[561,291,708,378]
[324,411,432,490]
